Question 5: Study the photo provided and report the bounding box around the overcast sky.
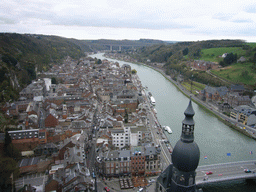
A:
[1,0,256,42]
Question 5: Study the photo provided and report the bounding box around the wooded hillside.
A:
[0,33,92,103]
[125,39,256,89]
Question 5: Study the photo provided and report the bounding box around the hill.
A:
[0,33,167,103]
[0,33,91,103]
[124,40,256,90]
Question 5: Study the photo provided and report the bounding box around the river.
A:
[91,53,256,191]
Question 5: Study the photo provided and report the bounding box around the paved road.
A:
[143,90,172,164]
[150,65,256,139]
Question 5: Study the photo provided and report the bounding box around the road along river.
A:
[91,53,256,191]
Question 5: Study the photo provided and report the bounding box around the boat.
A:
[153,108,157,114]
[150,96,156,105]
[164,126,172,134]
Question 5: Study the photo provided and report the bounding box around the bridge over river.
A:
[196,160,256,186]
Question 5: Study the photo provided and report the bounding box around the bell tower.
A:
[170,98,200,191]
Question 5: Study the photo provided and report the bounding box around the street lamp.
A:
[190,75,194,93]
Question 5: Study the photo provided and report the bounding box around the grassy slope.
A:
[199,44,256,86]
[181,81,206,95]
[211,62,256,85]
[200,47,246,62]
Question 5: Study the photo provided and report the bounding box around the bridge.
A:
[195,160,256,186]
[146,94,256,187]
[100,44,142,51]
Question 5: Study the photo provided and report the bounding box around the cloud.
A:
[0,0,256,42]
[244,3,256,13]
[232,19,253,23]
[0,17,16,24]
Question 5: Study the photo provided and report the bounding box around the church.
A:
[156,99,202,192]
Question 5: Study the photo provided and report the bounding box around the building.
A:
[230,105,256,125]
[156,99,200,192]
[34,142,59,156]
[199,86,228,101]
[111,126,131,149]
[144,145,161,176]
[111,129,126,149]
[131,146,145,176]
[118,150,131,176]
[225,93,251,108]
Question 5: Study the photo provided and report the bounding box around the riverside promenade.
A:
[149,64,256,140]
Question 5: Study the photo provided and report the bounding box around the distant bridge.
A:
[100,44,142,51]
[195,160,256,186]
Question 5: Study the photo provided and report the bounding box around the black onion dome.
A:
[171,140,200,172]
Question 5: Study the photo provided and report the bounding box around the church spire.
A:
[181,98,195,143]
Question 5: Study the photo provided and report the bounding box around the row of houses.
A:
[95,144,161,178]
[199,84,252,108]
[198,85,256,127]
[230,105,256,127]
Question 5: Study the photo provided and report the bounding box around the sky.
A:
[1,0,256,42]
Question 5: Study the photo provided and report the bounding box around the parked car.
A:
[244,169,251,173]
[104,186,110,191]
[206,171,213,175]
[149,179,155,183]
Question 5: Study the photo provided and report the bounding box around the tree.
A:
[131,69,137,74]
[4,130,12,157]
[182,47,189,56]
[0,156,20,191]
[95,59,102,64]
[3,129,21,160]
[51,77,57,84]
[223,53,237,65]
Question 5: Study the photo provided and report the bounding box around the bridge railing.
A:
[197,160,256,169]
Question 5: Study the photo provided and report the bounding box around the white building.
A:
[111,126,131,149]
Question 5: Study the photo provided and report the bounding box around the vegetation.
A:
[200,47,245,62]
[124,39,256,89]
[0,33,91,103]
[0,130,21,191]
[131,69,137,74]
[211,62,256,86]
[181,81,206,95]
[95,58,102,64]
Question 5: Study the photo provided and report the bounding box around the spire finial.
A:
[181,98,195,143]
[184,97,195,117]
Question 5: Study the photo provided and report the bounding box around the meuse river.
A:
[91,53,256,191]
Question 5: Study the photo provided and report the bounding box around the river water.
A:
[91,53,256,191]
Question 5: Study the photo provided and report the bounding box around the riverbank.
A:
[104,53,256,140]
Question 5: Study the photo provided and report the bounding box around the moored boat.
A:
[163,126,172,134]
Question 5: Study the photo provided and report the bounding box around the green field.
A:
[246,42,256,48]
[211,62,256,85]
[200,47,246,62]
[181,81,206,95]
